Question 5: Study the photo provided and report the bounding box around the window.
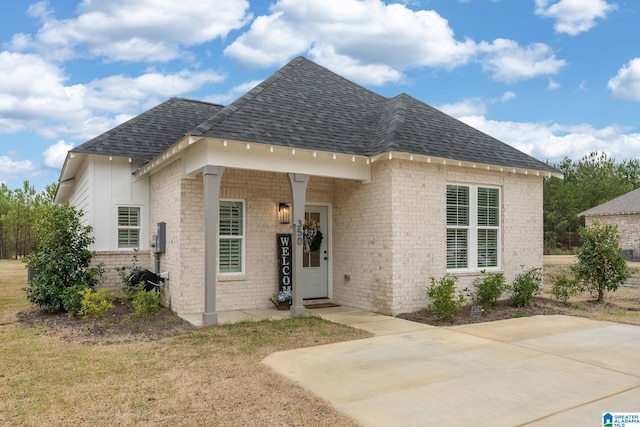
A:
[118,206,140,249]
[219,200,244,274]
[446,185,500,270]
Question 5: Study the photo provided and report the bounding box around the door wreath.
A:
[303,218,323,252]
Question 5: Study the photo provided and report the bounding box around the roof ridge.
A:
[190,57,307,136]
[367,93,410,154]
[173,97,224,108]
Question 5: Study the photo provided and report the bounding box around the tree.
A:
[0,184,10,259]
[544,152,640,251]
[24,203,103,312]
[573,221,631,302]
[0,181,56,260]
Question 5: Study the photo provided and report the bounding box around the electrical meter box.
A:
[154,222,166,253]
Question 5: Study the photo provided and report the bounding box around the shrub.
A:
[510,267,542,307]
[79,288,115,320]
[465,271,507,308]
[24,204,103,312]
[426,275,466,320]
[573,222,631,302]
[115,249,142,287]
[550,268,583,305]
[61,284,91,318]
[124,283,160,318]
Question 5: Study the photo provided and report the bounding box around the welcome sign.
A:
[277,234,292,292]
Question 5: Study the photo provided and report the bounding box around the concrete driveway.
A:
[263,307,640,426]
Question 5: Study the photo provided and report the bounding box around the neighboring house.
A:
[55,57,561,324]
[580,188,640,259]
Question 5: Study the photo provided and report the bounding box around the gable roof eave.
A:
[579,188,640,217]
[369,151,563,178]
[135,135,373,181]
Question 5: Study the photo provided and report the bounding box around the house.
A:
[580,187,640,259]
[55,56,561,324]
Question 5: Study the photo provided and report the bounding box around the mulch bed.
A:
[397,297,574,326]
[17,302,196,345]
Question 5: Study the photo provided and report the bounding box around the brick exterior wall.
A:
[333,160,544,315]
[585,214,640,258]
[149,160,186,312]
[92,250,151,292]
[145,160,543,318]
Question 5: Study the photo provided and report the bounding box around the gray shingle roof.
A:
[580,188,640,216]
[71,57,558,175]
[192,57,558,173]
[72,97,223,160]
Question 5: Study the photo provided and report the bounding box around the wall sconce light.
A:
[278,202,290,224]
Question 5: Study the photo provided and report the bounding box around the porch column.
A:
[202,165,225,325]
[288,173,309,318]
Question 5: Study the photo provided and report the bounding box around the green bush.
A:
[426,275,465,320]
[550,268,583,305]
[123,283,160,318]
[24,204,103,312]
[465,271,507,308]
[115,249,142,287]
[61,284,91,318]
[79,288,115,320]
[510,267,542,307]
[573,222,631,302]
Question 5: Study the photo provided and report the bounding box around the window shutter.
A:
[219,239,242,273]
[118,229,140,248]
[477,229,498,268]
[447,185,469,226]
[117,207,140,248]
[447,229,468,269]
[219,201,244,274]
[219,202,243,236]
[477,187,499,226]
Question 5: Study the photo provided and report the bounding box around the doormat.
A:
[305,303,341,309]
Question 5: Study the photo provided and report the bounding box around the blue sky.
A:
[1,0,638,191]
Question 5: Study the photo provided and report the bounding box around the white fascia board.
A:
[182,138,371,181]
[54,153,86,204]
[370,151,563,179]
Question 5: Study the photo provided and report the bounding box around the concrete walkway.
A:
[261,306,640,427]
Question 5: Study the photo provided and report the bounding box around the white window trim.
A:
[446,184,501,272]
[117,205,142,250]
[218,198,246,276]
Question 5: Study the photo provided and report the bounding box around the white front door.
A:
[301,205,329,299]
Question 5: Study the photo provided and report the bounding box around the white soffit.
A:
[369,152,563,179]
[140,137,372,181]
[135,136,562,180]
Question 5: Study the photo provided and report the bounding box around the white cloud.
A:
[438,98,487,117]
[608,58,640,101]
[480,39,567,83]
[457,115,640,164]
[225,0,478,84]
[85,70,226,106]
[501,91,516,102]
[0,51,85,132]
[0,50,226,140]
[203,79,264,105]
[307,44,403,85]
[535,0,617,36]
[43,140,73,169]
[0,152,35,183]
[547,78,561,90]
[13,0,252,62]
[225,0,564,85]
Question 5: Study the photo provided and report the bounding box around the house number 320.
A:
[296,219,303,246]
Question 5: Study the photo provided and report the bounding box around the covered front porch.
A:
[144,136,374,325]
